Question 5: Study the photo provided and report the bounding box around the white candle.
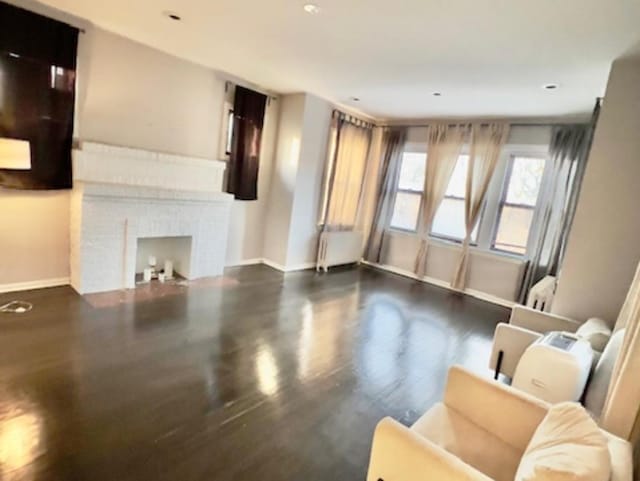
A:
[164,260,174,280]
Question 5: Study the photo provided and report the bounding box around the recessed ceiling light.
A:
[543,83,559,90]
[8,52,20,58]
[163,11,182,21]
[303,4,320,14]
[433,92,442,97]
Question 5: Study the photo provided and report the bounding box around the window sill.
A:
[385,228,526,264]
[387,226,418,235]
[429,233,478,247]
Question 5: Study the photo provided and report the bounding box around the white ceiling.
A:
[35,0,640,120]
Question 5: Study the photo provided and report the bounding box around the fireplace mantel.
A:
[70,143,232,294]
[75,181,231,203]
[73,141,227,191]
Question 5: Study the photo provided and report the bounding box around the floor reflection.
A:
[0,265,507,481]
[255,343,280,397]
[359,299,407,391]
[0,392,43,481]
[297,288,359,382]
[356,298,450,412]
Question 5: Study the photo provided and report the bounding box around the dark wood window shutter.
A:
[0,1,79,190]
[228,86,267,201]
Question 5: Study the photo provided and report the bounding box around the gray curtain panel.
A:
[364,127,407,263]
[519,100,601,303]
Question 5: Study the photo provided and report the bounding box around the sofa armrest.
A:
[444,366,549,452]
[510,305,582,333]
[603,431,633,481]
[489,323,542,378]
[367,418,493,481]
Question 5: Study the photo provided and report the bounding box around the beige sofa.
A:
[366,366,632,481]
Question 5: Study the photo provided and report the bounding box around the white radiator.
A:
[527,275,557,312]
[316,230,364,272]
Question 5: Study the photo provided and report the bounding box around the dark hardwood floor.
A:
[0,265,510,481]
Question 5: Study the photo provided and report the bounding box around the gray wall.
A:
[286,94,332,268]
[225,97,280,265]
[0,1,84,289]
[553,54,640,324]
[263,94,306,267]
[262,93,332,270]
[78,29,224,158]
[0,25,278,289]
[383,232,526,302]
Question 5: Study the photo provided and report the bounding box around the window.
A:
[431,155,478,241]
[0,2,78,190]
[390,152,426,231]
[492,156,546,255]
[225,109,235,156]
[388,146,548,259]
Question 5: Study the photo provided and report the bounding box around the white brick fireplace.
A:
[70,142,232,294]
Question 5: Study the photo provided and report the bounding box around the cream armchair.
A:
[366,366,632,481]
[489,305,611,379]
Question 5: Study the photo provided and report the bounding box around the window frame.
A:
[387,143,550,260]
[429,192,477,244]
[388,152,427,233]
[225,109,235,156]
[428,152,482,245]
[389,188,424,233]
[389,151,478,241]
[490,152,549,257]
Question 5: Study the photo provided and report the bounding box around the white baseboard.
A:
[261,258,286,272]
[465,287,515,309]
[225,258,263,267]
[283,262,317,272]
[362,261,515,308]
[261,258,316,273]
[225,257,316,273]
[0,277,70,294]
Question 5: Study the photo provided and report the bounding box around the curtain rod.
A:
[333,109,376,129]
[381,121,580,129]
[379,98,602,129]
[390,98,600,130]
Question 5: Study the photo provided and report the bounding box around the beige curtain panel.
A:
[601,261,640,441]
[451,123,510,290]
[414,124,468,277]
[322,113,373,230]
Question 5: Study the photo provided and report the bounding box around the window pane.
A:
[431,197,477,241]
[494,206,534,255]
[398,152,426,191]
[430,155,477,241]
[390,192,421,231]
[505,156,545,206]
[225,110,234,154]
[445,155,469,198]
[50,65,75,91]
[492,156,546,255]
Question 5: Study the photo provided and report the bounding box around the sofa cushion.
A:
[584,328,625,418]
[411,402,521,481]
[576,318,612,352]
[515,402,611,481]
